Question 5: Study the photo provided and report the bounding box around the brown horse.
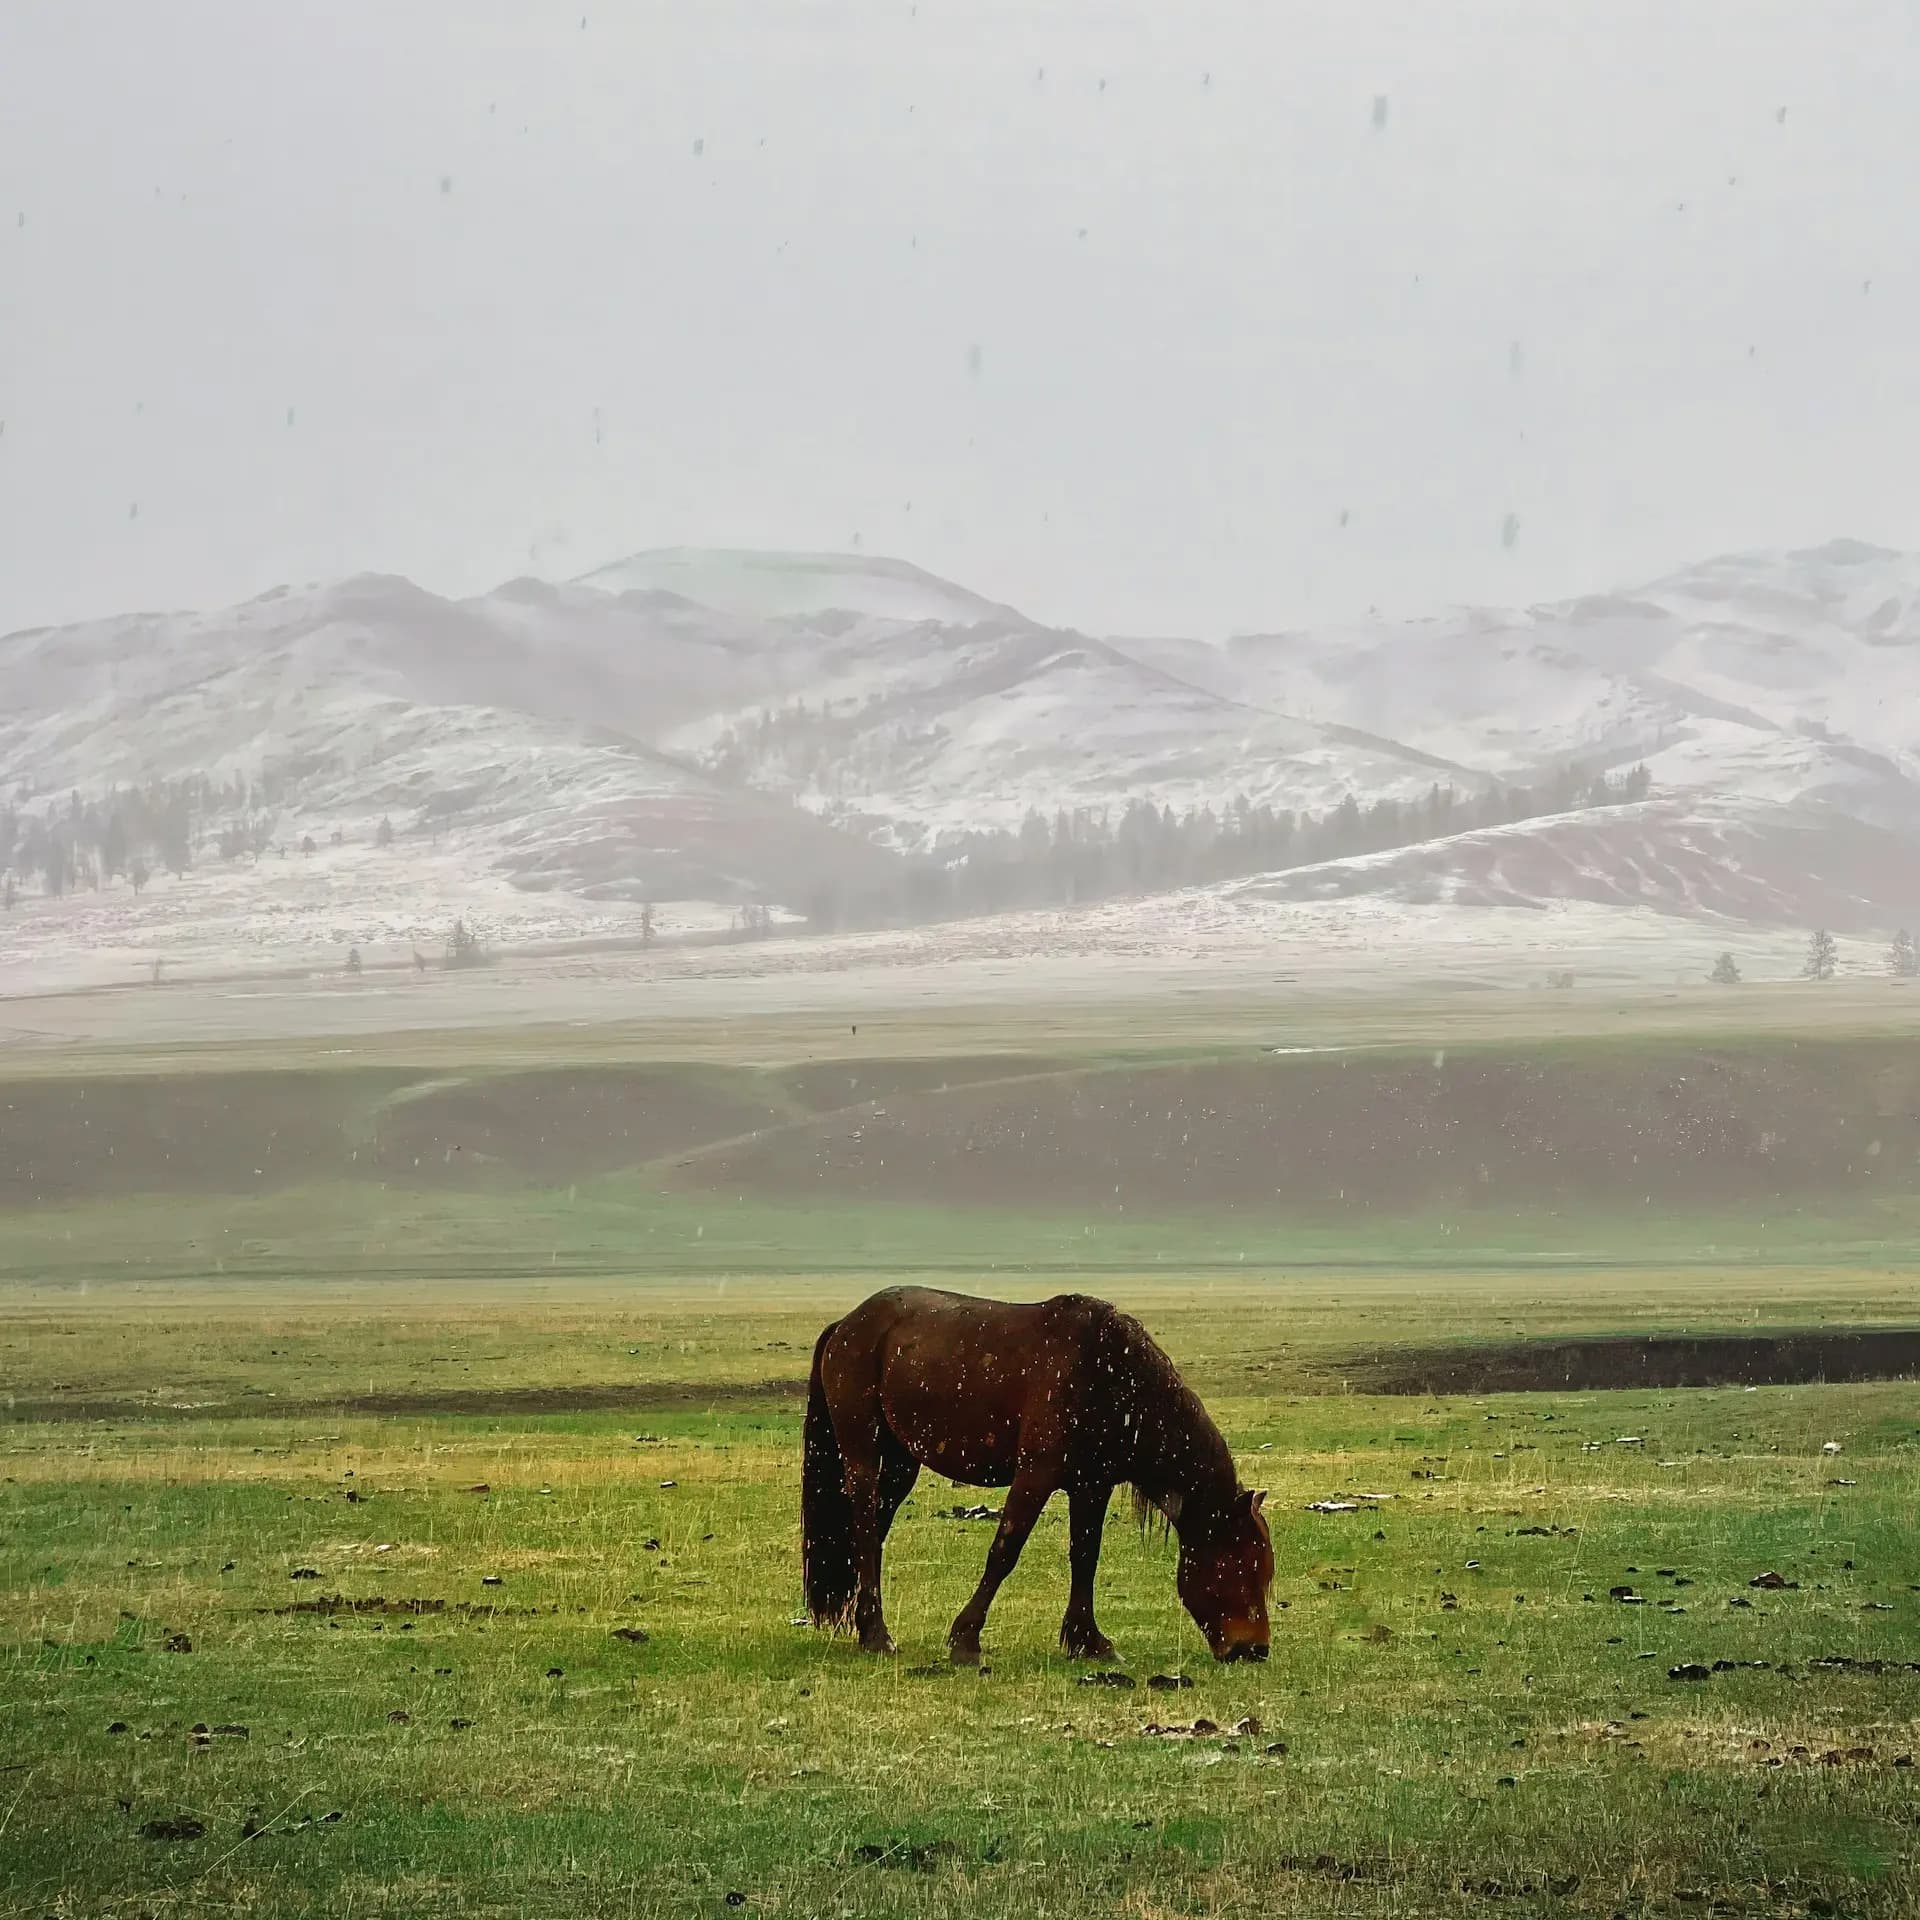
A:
[802,1287,1273,1664]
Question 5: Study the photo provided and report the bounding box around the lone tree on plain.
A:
[1710,951,1742,985]
[1803,928,1838,981]
[1890,928,1917,978]
[444,918,487,969]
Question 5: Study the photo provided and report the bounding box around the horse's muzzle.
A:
[1218,1641,1269,1663]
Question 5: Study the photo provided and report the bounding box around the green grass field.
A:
[5,1012,1920,1916]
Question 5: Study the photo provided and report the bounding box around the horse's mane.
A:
[1129,1482,1181,1536]
[1109,1308,1219,1537]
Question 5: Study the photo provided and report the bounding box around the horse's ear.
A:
[1242,1488,1267,1516]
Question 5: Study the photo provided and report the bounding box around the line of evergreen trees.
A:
[4,752,1653,934]
[806,762,1654,932]
[0,773,400,906]
[1,778,212,900]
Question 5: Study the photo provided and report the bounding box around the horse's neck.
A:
[1131,1372,1237,1537]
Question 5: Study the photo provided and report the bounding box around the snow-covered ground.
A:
[4,794,1892,1005]
[0,836,746,996]
[0,874,1877,1055]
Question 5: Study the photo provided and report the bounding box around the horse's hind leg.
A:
[840,1423,898,1655]
[1060,1482,1117,1660]
[852,1438,917,1646]
[876,1441,919,1545]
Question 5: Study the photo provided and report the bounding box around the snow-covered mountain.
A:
[3,539,1919,986]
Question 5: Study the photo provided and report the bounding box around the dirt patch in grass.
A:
[1352,1326,1920,1394]
[2,1378,806,1424]
[332,1379,805,1416]
[265,1594,537,1618]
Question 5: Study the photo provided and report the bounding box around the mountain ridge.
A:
[3,537,1918,988]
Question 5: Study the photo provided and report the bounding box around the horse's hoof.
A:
[1065,1636,1117,1662]
[949,1639,981,1667]
[859,1632,897,1656]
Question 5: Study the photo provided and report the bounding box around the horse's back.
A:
[834,1284,975,1330]
[821,1286,975,1363]
[816,1288,1126,1485]
[826,1286,1119,1362]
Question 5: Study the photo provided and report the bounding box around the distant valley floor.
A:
[0,884,1886,1054]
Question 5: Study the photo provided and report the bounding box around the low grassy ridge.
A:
[9,1028,1920,1288]
[4,1275,1920,1918]
[5,1031,1920,1218]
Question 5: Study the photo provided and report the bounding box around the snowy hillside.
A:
[1224,799,1916,935]
[663,616,1467,841]
[1211,539,1920,798]
[4,537,1920,991]
[0,573,903,913]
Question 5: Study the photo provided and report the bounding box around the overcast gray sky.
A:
[4,0,1917,638]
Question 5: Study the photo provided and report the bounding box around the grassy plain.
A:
[4,1004,1920,1916]
[6,1272,1920,1919]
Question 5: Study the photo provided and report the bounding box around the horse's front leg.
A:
[1060,1482,1116,1660]
[948,1469,1051,1665]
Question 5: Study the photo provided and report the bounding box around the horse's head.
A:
[1177,1488,1274,1662]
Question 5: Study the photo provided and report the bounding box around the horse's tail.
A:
[802,1321,857,1627]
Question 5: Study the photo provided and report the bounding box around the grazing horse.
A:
[802,1287,1273,1664]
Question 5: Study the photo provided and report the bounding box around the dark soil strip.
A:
[265,1595,536,1618]
[3,1378,807,1424]
[1354,1327,1920,1395]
